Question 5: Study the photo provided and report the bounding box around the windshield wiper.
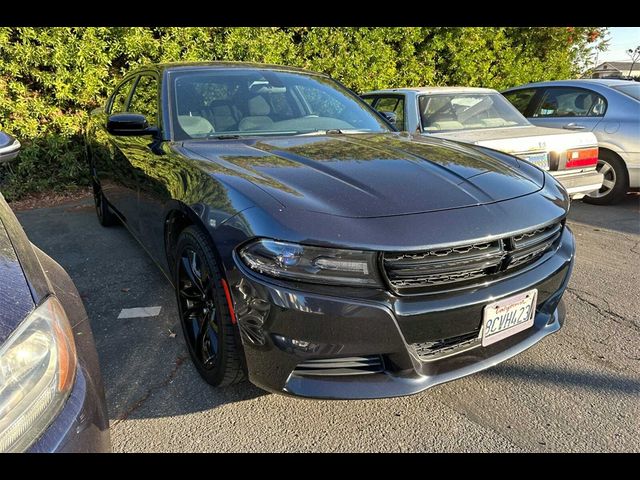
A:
[295,129,348,136]
[207,134,242,140]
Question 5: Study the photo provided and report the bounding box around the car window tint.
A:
[503,89,537,115]
[128,75,159,125]
[361,96,376,106]
[533,87,607,118]
[296,84,345,117]
[374,96,405,131]
[267,91,296,120]
[109,78,134,114]
[171,69,390,140]
[612,83,640,101]
[418,93,528,131]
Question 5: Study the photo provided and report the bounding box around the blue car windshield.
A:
[169,69,390,140]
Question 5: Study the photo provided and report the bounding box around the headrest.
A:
[248,95,271,116]
[574,93,591,110]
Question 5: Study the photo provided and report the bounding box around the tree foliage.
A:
[0,27,606,200]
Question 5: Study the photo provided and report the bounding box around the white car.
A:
[362,87,603,199]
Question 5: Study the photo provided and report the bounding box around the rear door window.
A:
[533,87,607,118]
[372,96,405,131]
[503,89,538,116]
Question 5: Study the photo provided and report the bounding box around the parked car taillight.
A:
[566,147,598,169]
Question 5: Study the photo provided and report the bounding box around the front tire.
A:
[584,151,628,205]
[174,226,245,387]
[92,182,119,227]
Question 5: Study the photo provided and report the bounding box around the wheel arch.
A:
[598,146,630,187]
[163,201,228,280]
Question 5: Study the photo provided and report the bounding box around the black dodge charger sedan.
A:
[0,133,110,451]
[86,62,575,399]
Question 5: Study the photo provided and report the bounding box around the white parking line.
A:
[118,306,162,319]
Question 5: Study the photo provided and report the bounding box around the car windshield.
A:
[611,83,640,101]
[169,68,390,140]
[418,93,530,132]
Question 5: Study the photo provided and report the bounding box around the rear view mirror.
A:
[0,132,20,163]
[107,113,157,136]
[379,111,397,125]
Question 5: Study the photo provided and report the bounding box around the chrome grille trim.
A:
[383,222,563,292]
[512,223,563,250]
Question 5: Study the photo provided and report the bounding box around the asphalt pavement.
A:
[15,193,640,452]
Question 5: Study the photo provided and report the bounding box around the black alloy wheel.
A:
[174,226,245,386]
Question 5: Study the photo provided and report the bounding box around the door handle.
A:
[562,123,586,130]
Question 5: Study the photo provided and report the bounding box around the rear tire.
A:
[174,226,245,387]
[92,182,119,227]
[584,151,628,205]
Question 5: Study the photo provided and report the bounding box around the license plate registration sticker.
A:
[482,289,538,347]
[522,152,549,170]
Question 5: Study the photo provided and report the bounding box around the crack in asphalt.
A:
[111,354,189,427]
[566,287,639,332]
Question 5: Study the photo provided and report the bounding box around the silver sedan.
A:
[503,79,640,205]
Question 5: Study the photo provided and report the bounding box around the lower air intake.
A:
[413,330,481,361]
[292,355,384,376]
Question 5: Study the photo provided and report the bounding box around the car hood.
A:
[0,218,35,345]
[430,125,598,155]
[183,133,544,218]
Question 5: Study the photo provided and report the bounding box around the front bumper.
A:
[231,227,575,399]
[552,169,603,199]
[27,363,111,453]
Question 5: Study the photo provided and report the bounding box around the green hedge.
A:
[0,27,606,200]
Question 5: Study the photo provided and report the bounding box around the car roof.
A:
[503,78,637,90]
[363,86,498,95]
[132,61,324,77]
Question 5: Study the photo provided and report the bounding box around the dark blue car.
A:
[0,132,110,452]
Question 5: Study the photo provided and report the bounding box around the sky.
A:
[597,27,640,63]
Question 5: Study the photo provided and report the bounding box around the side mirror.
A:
[0,132,21,164]
[107,113,157,137]
[379,111,397,125]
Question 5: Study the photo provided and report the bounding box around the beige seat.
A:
[238,95,274,131]
[425,120,464,131]
[177,115,215,137]
[480,118,508,127]
[210,100,240,132]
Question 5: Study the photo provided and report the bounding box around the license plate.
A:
[521,152,549,170]
[481,289,537,347]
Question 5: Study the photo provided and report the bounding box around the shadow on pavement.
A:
[481,363,640,395]
[568,193,640,235]
[16,197,265,422]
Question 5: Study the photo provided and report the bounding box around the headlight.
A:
[239,239,383,287]
[0,296,77,452]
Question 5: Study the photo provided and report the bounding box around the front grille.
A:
[413,330,481,361]
[292,355,384,376]
[506,223,563,269]
[383,222,563,293]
